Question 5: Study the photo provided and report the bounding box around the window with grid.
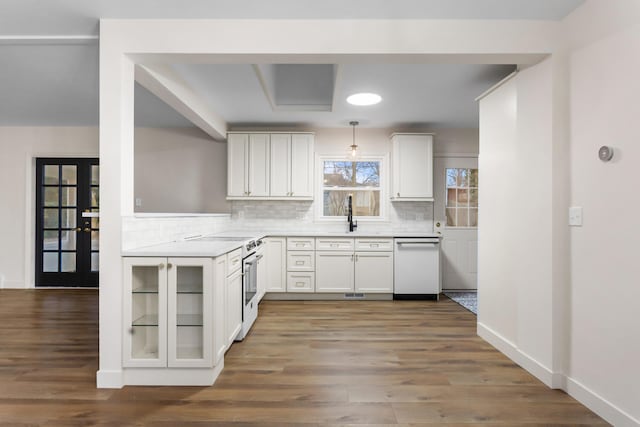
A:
[321,159,382,218]
[446,168,478,227]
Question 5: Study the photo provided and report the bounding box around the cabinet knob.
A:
[158,263,165,270]
[397,192,400,197]
[167,263,173,269]
[128,327,134,334]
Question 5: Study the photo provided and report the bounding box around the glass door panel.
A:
[131,266,161,360]
[175,265,204,360]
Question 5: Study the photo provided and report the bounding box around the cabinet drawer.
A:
[286,272,315,292]
[316,238,355,251]
[287,237,315,251]
[355,238,393,251]
[287,251,315,271]
[227,248,242,276]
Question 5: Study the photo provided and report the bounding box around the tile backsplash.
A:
[122,201,434,249]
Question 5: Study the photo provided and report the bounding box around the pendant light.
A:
[349,121,359,157]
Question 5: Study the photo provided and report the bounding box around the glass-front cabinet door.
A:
[123,258,168,367]
[167,258,213,367]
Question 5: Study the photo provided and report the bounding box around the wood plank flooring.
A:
[0,289,607,426]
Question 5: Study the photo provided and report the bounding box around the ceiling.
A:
[0,0,585,129]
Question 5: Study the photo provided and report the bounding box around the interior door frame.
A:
[25,153,98,288]
[433,153,479,291]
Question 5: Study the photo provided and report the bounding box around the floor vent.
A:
[344,293,365,299]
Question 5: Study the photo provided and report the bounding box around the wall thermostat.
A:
[598,146,614,162]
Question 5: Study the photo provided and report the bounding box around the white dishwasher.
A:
[393,237,441,300]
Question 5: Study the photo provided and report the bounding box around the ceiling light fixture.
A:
[346,92,382,106]
[349,121,359,158]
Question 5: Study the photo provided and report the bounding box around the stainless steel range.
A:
[191,235,263,340]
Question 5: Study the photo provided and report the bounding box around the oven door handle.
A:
[255,254,264,262]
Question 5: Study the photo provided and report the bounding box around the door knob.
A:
[83,228,91,233]
[74,227,81,232]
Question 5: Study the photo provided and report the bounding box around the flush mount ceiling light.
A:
[349,121,359,157]
[346,92,382,106]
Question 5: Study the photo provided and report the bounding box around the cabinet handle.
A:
[296,282,305,287]
[351,254,354,262]
[290,192,294,196]
[355,254,359,262]
[295,261,304,265]
[397,192,400,197]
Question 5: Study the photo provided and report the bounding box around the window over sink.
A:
[318,157,386,220]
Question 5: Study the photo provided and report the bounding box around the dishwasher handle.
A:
[396,242,439,247]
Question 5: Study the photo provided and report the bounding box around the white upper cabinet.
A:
[289,133,314,198]
[227,132,314,200]
[391,133,434,201]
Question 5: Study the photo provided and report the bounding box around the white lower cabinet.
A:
[225,248,243,349]
[265,237,286,292]
[354,252,394,293]
[315,251,355,292]
[286,272,315,292]
[256,243,267,301]
[315,238,394,293]
[123,257,213,369]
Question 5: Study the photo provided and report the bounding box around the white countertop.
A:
[122,230,441,257]
[122,239,244,257]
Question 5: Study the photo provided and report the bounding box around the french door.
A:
[35,158,99,287]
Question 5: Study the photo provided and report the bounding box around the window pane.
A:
[43,208,59,228]
[43,231,59,251]
[44,165,59,185]
[457,169,468,187]
[323,161,379,187]
[470,208,478,227]
[91,187,99,207]
[457,189,469,207]
[43,253,58,272]
[323,190,380,216]
[61,165,77,185]
[91,165,99,185]
[91,231,99,250]
[61,230,76,251]
[446,208,456,227]
[469,169,478,187]
[470,189,478,207]
[457,208,469,227]
[44,187,59,207]
[61,208,76,229]
[61,187,76,207]
[446,188,457,207]
[91,253,99,272]
[446,169,457,187]
[61,253,76,272]
[91,216,100,229]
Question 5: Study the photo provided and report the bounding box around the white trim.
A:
[315,154,388,222]
[0,35,98,45]
[477,322,555,387]
[96,369,124,389]
[564,376,640,427]
[475,70,519,102]
[131,213,231,218]
[478,322,640,426]
[25,153,99,289]
[433,152,479,158]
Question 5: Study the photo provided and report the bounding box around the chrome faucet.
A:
[347,194,358,232]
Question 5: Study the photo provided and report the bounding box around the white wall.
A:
[134,127,230,214]
[565,1,640,423]
[0,127,98,289]
[478,2,640,424]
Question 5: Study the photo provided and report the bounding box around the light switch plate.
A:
[569,207,583,226]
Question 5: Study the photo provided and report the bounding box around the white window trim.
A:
[315,154,389,222]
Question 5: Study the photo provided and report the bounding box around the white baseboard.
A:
[565,376,640,427]
[477,322,555,387]
[123,362,224,386]
[96,369,124,389]
[477,322,639,427]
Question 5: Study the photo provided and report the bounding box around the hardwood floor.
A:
[0,289,607,426]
